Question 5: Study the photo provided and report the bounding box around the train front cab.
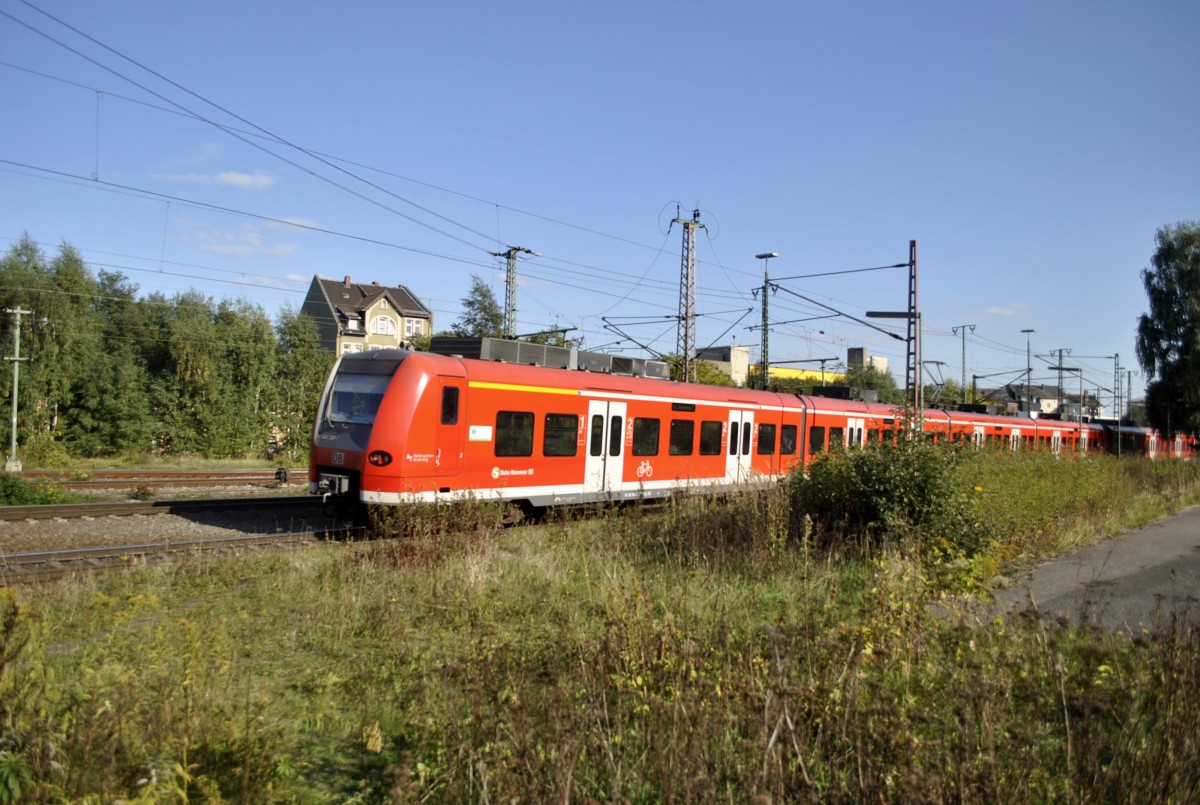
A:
[310,349,471,508]
[310,350,404,504]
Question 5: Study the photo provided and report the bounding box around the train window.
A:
[608,416,623,457]
[495,411,534,457]
[440,386,459,425]
[757,423,777,455]
[780,424,797,455]
[809,426,825,455]
[699,421,723,455]
[543,413,579,457]
[729,421,740,455]
[327,373,391,425]
[633,418,660,456]
[829,427,844,450]
[669,419,694,456]
[742,424,751,456]
[590,415,604,456]
[867,428,880,446]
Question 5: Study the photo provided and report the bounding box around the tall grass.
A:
[1,451,1198,801]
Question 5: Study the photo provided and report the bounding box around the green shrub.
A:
[791,440,993,557]
[0,474,84,506]
[17,437,74,470]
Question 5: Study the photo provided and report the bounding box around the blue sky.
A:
[3,0,1197,407]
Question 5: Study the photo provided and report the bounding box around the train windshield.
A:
[326,372,392,425]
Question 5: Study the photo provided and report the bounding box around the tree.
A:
[845,364,905,405]
[273,307,334,459]
[67,270,154,456]
[664,356,734,386]
[1136,222,1200,437]
[451,275,504,338]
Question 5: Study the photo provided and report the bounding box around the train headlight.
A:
[367,450,393,467]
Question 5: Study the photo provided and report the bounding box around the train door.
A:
[1009,429,1022,452]
[1051,430,1062,455]
[726,409,755,483]
[434,377,466,476]
[972,426,985,450]
[584,400,626,495]
[847,417,865,449]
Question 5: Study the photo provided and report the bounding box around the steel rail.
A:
[0,495,322,522]
[0,525,365,582]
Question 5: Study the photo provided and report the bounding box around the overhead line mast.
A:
[491,246,540,339]
[672,208,705,382]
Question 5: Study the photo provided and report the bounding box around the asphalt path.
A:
[993,505,1200,633]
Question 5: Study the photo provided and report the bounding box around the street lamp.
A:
[1021,328,1035,416]
[755,252,777,390]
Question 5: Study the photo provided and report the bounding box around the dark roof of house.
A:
[314,276,430,319]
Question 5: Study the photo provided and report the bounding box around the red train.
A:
[309,342,1191,515]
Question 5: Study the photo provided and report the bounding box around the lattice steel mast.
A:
[673,208,704,382]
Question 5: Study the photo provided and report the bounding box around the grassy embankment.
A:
[2,448,1199,802]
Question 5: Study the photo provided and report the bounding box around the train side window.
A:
[543,413,579,457]
[757,423,777,455]
[699,421,723,455]
[729,421,740,455]
[829,427,844,450]
[608,415,623,457]
[590,415,604,456]
[742,424,751,456]
[809,426,825,454]
[495,411,534,457]
[867,428,880,445]
[440,386,459,425]
[669,419,695,456]
[633,418,660,456]
[780,424,797,455]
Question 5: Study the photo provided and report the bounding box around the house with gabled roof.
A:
[301,275,433,354]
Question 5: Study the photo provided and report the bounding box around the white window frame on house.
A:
[372,316,396,336]
[405,318,424,337]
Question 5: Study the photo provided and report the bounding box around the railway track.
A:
[1,492,359,581]
[0,495,324,522]
[1,525,365,582]
[22,468,309,491]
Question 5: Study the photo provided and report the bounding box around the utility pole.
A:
[5,307,31,473]
[672,209,705,382]
[754,251,778,390]
[490,246,539,340]
[952,323,975,404]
